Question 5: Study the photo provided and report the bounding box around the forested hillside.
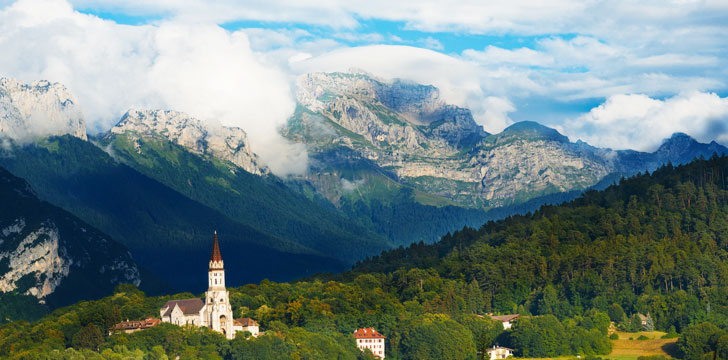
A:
[356,155,728,331]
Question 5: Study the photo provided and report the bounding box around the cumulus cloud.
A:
[480,97,516,132]
[0,0,305,175]
[566,92,728,151]
[67,0,728,42]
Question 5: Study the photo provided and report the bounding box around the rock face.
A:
[109,109,265,175]
[0,166,140,305]
[287,71,728,208]
[0,78,87,142]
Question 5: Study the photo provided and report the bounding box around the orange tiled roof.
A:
[353,327,385,339]
[489,314,520,322]
[111,317,161,331]
[234,318,259,327]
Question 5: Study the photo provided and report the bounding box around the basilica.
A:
[159,231,258,339]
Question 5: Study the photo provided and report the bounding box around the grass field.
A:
[514,331,679,360]
[608,331,678,359]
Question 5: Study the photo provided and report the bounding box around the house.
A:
[354,328,386,359]
[488,314,520,330]
[159,231,257,340]
[109,317,161,334]
[486,346,513,360]
[233,317,260,337]
[637,313,649,327]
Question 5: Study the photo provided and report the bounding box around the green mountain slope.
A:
[98,131,391,258]
[0,136,346,291]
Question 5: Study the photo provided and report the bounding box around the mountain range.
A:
[0,73,726,304]
[287,71,728,209]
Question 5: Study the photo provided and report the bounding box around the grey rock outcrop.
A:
[0,166,140,303]
[0,78,87,142]
[110,109,266,175]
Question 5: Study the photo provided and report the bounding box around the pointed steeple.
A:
[210,229,223,262]
[210,229,223,271]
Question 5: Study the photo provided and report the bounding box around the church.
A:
[159,231,258,339]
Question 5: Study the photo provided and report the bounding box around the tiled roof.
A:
[211,230,222,262]
[161,298,205,316]
[234,318,259,327]
[489,314,520,322]
[353,328,385,339]
[486,346,513,353]
[111,317,161,331]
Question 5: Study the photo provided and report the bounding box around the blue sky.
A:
[2,0,727,154]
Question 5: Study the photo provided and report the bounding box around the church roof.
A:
[353,328,385,339]
[161,298,205,316]
[210,230,222,262]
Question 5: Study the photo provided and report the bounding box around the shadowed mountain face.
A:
[285,71,728,209]
[0,165,138,309]
[0,136,348,292]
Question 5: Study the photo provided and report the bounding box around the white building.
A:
[160,231,256,340]
[233,317,260,337]
[488,314,520,330]
[354,328,386,359]
[486,346,513,360]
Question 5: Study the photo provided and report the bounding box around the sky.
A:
[1,0,727,174]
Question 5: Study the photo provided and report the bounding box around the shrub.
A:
[609,333,619,340]
[637,335,649,340]
[637,356,667,360]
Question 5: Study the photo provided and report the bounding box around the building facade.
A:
[233,317,260,337]
[354,328,386,359]
[486,346,513,359]
[160,231,236,339]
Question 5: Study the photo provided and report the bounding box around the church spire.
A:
[209,230,223,270]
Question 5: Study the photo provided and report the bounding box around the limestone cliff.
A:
[109,109,266,175]
[0,166,140,305]
[0,78,87,142]
[287,72,728,208]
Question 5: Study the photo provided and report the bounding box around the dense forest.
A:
[2,156,728,359]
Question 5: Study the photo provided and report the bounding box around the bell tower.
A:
[204,230,234,339]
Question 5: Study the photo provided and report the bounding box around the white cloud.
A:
[463,46,553,67]
[480,97,516,132]
[566,92,728,151]
[0,0,305,176]
[418,37,443,51]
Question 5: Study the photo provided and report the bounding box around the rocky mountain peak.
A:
[654,132,727,164]
[486,121,570,145]
[0,78,87,142]
[110,109,266,175]
[294,72,487,153]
